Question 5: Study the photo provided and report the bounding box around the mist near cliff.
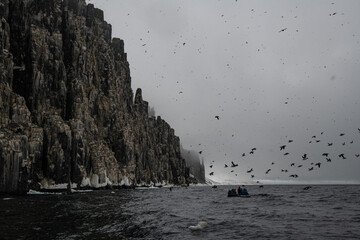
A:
[88,0,360,184]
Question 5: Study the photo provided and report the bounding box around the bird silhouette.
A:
[312,136,316,138]
[308,167,314,171]
[340,133,345,136]
[288,140,293,143]
[278,28,287,33]
[215,116,220,120]
[242,153,246,157]
[249,150,254,154]
[298,165,303,168]
[231,161,238,167]
[316,140,321,143]
[251,148,257,151]
[265,169,271,174]
[224,164,228,168]
[322,153,329,157]
[290,174,298,178]
[326,158,331,162]
[315,163,321,168]
[342,142,346,146]
[355,154,360,158]
[328,143,333,146]
[338,154,346,159]
[199,151,203,154]
[209,172,214,176]
[290,163,295,166]
[284,152,289,156]
[280,145,286,150]
[251,175,254,178]
[302,154,308,160]
[247,168,253,173]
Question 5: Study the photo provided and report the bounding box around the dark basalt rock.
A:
[0,0,193,194]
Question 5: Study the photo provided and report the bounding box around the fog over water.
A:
[88,0,360,184]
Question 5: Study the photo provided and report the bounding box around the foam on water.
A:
[188,221,208,231]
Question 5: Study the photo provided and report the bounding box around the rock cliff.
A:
[180,146,205,184]
[0,0,190,194]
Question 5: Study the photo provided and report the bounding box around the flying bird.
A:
[251,175,254,178]
[308,167,314,171]
[209,165,213,168]
[231,161,238,167]
[338,154,346,159]
[340,133,345,136]
[249,150,254,154]
[328,143,333,146]
[322,153,329,157]
[280,145,286,150]
[326,158,331,162]
[224,164,228,168]
[215,116,220,120]
[284,152,289,156]
[247,168,253,173]
[199,151,203,154]
[315,163,321,168]
[278,28,287,33]
[290,163,295,166]
[265,169,271,174]
[288,140,293,143]
[290,174,298,178]
[298,165,303,168]
[209,172,214,176]
[251,148,257,151]
[302,154,308,160]
[355,154,360,158]
[242,153,246,157]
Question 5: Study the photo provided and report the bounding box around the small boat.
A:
[228,191,238,197]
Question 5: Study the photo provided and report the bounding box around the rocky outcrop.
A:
[0,0,190,194]
[180,146,205,184]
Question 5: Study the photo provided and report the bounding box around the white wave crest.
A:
[189,221,208,231]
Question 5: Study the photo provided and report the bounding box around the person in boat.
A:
[241,186,249,195]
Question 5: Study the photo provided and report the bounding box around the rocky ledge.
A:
[0,0,194,194]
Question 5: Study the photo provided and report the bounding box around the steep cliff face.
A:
[0,0,189,194]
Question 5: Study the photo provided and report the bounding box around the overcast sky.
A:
[87,0,360,184]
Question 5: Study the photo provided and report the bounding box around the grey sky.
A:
[88,0,360,184]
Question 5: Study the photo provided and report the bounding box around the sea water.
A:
[1,185,360,239]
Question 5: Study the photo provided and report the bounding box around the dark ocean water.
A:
[1,185,360,240]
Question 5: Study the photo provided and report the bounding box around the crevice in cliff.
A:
[8,0,33,112]
[61,2,74,121]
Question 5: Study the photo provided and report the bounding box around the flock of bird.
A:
[207,126,360,183]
